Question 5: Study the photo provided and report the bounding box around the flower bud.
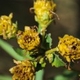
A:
[33,0,56,31]
[17,26,40,51]
[0,13,17,39]
[58,35,80,63]
[9,60,35,80]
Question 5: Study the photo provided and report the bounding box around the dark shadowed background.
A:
[0,0,80,80]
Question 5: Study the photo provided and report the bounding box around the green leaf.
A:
[45,33,52,48]
[14,48,26,56]
[14,48,34,60]
[33,61,37,67]
[41,62,46,67]
[52,53,65,67]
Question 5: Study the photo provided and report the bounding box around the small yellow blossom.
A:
[9,60,35,80]
[0,13,17,39]
[17,26,40,51]
[58,34,80,62]
[33,0,56,30]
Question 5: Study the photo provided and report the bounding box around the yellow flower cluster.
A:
[58,35,80,62]
[0,13,17,39]
[33,0,56,30]
[9,60,35,80]
[17,26,40,51]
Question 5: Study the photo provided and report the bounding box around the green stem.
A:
[0,75,11,80]
[0,39,25,60]
[38,24,46,36]
[36,69,44,80]
[45,47,58,55]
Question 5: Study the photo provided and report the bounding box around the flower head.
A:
[58,35,80,62]
[9,60,35,80]
[0,13,17,39]
[33,0,56,31]
[17,26,40,51]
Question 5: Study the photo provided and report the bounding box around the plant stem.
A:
[0,39,25,60]
[0,75,11,80]
[45,47,58,55]
[36,69,44,80]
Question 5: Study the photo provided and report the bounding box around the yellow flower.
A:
[58,34,80,62]
[9,60,35,80]
[33,0,56,30]
[17,26,40,51]
[0,13,17,39]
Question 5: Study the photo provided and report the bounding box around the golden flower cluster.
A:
[58,35,80,62]
[33,0,56,30]
[17,26,40,51]
[9,60,35,80]
[0,13,17,39]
